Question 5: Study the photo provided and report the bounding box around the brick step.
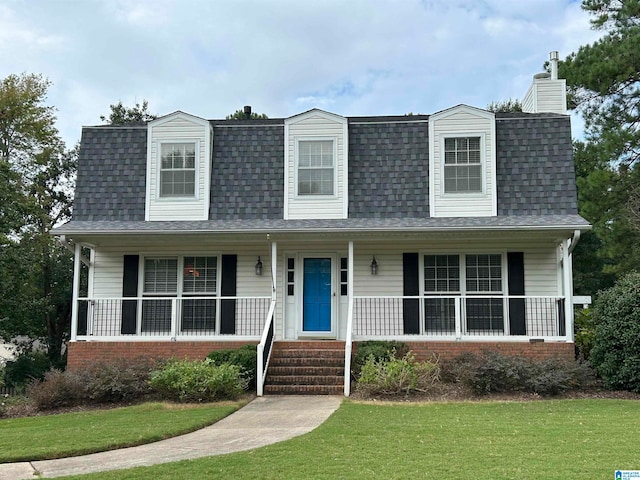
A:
[264,384,343,395]
[268,366,344,376]
[270,348,345,359]
[266,375,343,386]
[269,357,345,368]
[273,341,345,350]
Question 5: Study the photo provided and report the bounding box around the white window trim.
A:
[439,133,486,196]
[156,139,200,201]
[294,137,339,199]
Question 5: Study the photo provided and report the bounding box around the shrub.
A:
[26,369,85,410]
[25,358,156,410]
[207,345,257,390]
[352,341,408,376]
[590,272,640,392]
[356,351,440,397]
[443,352,597,395]
[81,358,156,403]
[149,358,247,402]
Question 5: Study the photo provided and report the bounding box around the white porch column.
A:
[562,239,574,341]
[70,242,81,342]
[344,240,354,397]
[271,241,277,300]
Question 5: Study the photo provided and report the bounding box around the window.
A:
[160,143,196,197]
[465,254,504,332]
[142,258,177,333]
[141,256,218,334]
[340,257,348,296]
[424,255,459,333]
[182,257,217,332]
[287,258,295,296]
[443,137,482,193]
[298,140,334,195]
[423,254,504,334]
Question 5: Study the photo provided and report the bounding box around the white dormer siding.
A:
[145,112,212,221]
[428,105,497,218]
[284,109,348,219]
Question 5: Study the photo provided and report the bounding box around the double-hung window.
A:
[141,256,218,334]
[160,143,196,197]
[142,258,177,333]
[465,254,504,332]
[181,256,217,332]
[297,140,334,195]
[443,137,482,193]
[424,255,459,333]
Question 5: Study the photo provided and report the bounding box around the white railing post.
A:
[454,297,462,340]
[70,243,81,342]
[87,300,95,336]
[344,241,354,397]
[171,298,178,339]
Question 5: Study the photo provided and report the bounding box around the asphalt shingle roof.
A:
[69,111,584,230]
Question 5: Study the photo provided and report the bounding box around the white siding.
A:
[429,106,496,217]
[284,110,347,219]
[146,113,211,221]
[522,79,567,114]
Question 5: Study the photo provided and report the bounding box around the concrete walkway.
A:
[0,396,342,479]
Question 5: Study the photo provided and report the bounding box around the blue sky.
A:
[0,0,600,147]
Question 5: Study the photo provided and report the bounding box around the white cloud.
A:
[0,0,600,146]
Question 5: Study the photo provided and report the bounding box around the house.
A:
[52,52,590,396]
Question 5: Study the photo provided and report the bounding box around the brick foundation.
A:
[371,341,574,362]
[68,339,574,370]
[67,341,257,370]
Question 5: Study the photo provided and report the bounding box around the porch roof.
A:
[52,215,590,237]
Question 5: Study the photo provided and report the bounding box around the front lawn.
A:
[0,401,243,462]
[60,399,640,480]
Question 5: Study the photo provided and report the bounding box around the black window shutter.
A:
[220,255,237,334]
[121,255,139,334]
[403,253,420,334]
[507,252,526,335]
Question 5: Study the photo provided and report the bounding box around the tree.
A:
[485,99,522,112]
[559,0,640,290]
[100,100,157,125]
[226,108,268,120]
[0,73,75,364]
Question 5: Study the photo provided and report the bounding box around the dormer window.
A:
[443,136,482,194]
[160,142,196,198]
[297,140,335,196]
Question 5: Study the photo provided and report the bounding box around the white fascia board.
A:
[149,110,210,128]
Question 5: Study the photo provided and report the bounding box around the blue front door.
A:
[303,258,332,332]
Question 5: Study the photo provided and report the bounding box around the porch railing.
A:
[75,296,271,340]
[352,295,567,340]
[256,299,277,396]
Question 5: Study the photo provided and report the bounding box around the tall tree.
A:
[560,0,640,290]
[0,73,75,363]
[100,100,157,125]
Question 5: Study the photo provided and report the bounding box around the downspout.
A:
[568,229,581,254]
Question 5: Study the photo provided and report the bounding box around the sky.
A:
[0,0,602,148]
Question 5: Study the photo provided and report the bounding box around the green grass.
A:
[0,401,243,462]
[59,399,640,480]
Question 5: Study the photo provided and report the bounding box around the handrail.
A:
[344,296,354,397]
[257,299,277,397]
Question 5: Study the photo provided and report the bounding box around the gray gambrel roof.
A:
[65,112,585,234]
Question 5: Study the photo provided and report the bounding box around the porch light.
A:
[370,256,378,275]
[255,256,263,276]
